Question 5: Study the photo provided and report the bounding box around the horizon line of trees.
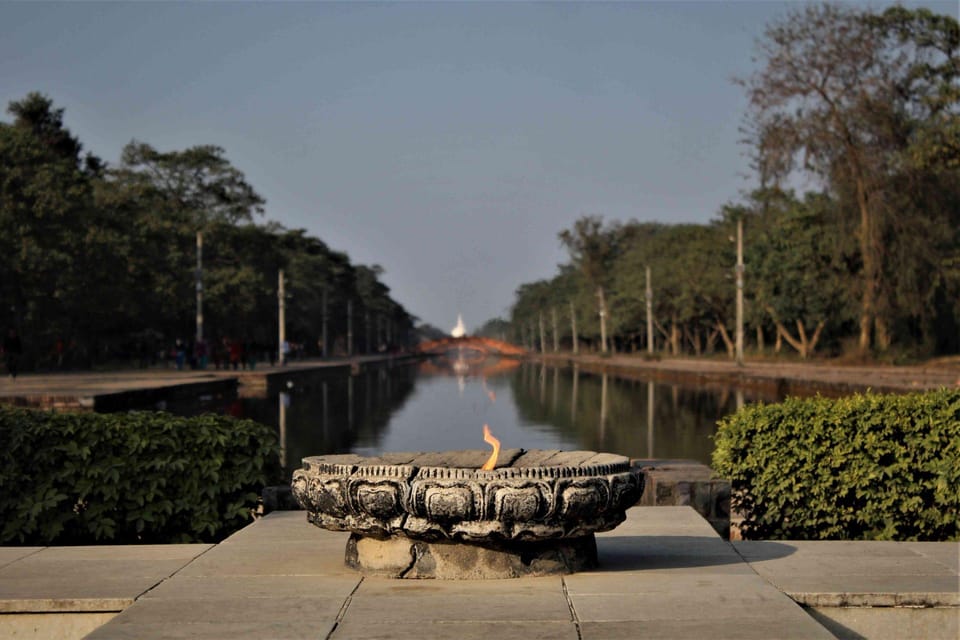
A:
[0,93,417,370]
[482,4,959,361]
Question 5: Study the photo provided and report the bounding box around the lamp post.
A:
[735,217,745,367]
[347,299,353,357]
[195,231,203,344]
[321,286,328,359]
[570,301,578,355]
[278,269,286,366]
[645,266,654,355]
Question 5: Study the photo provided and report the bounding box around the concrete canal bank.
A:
[533,352,960,396]
[0,354,416,411]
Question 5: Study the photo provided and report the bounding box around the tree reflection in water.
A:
[160,358,769,477]
[510,363,765,464]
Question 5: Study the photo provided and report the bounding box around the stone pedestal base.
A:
[345,533,597,579]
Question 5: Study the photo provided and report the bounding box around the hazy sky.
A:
[2,1,954,332]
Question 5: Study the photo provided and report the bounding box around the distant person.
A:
[174,338,186,371]
[3,328,23,379]
[229,339,243,370]
[194,338,208,370]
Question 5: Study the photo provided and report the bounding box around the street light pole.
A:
[321,286,328,358]
[735,217,745,367]
[195,231,203,344]
[347,299,353,357]
[645,265,654,355]
[569,301,578,355]
[278,269,286,366]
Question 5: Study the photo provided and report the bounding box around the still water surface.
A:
[166,357,778,476]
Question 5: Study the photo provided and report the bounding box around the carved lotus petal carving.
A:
[292,450,644,542]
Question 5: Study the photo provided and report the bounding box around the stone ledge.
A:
[0,597,133,613]
[632,459,730,538]
[807,605,959,640]
[789,591,960,608]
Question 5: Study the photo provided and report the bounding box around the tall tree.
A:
[0,93,116,363]
[559,216,619,354]
[741,3,959,353]
[117,141,264,226]
[747,191,851,358]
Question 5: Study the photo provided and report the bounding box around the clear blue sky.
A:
[2,1,954,332]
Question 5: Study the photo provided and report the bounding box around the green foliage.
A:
[508,4,960,359]
[712,389,960,541]
[741,3,960,352]
[0,93,415,367]
[0,406,281,545]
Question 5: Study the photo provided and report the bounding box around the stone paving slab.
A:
[0,544,211,613]
[734,539,960,607]
[0,547,41,569]
[903,541,960,574]
[806,605,960,640]
[565,508,833,638]
[330,620,580,639]
[80,507,832,639]
[23,508,958,639]
[579,618,829,640]
[351,575,571,620]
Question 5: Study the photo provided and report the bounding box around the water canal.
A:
[161,356,781,478]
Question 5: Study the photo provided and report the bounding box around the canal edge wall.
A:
[0,354,420,411]
[529,352,959,397]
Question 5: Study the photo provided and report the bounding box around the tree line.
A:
[0,93,415,370]
[492,4,959,360]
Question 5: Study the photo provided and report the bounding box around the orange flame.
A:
[481,424,500,470]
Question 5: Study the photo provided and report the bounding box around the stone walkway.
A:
[540,353,960,396]
[3,507,956,639]
[0,355,402,410]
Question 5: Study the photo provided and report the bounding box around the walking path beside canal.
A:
[0,354,411,411]
[536,352,960,396]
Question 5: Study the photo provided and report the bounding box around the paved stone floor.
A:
[1,507,956,639]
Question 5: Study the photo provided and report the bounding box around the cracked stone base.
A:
[345,533,598,579]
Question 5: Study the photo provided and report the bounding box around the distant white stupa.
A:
[450,314,467,338]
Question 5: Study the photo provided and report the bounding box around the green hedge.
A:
[0,407,280,545]
[712,389,960,541]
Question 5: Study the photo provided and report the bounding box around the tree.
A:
[747,191,850,358]
[0,93,117,364]
[741,3,959,354]
[100,141,269,345]
[474,317,512,341]
[559,216,620,353]
[117,141,264,226]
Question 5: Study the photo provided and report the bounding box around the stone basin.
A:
[291,449,644,578]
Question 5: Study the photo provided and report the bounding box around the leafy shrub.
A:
[0,407,280,544]
[712,389,960,541]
